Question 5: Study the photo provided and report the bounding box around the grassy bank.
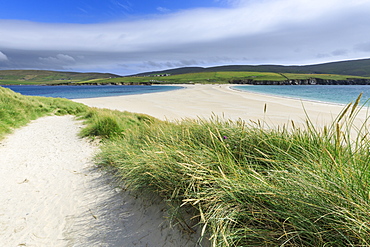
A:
[2,86,369,246]
[0,86,87,139]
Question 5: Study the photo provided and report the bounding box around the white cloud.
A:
[0,51,8,61]
[157,7,170,13]
[1,0,364,51]
[0,0,370,74]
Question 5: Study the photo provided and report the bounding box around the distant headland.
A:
[1,58,370,85]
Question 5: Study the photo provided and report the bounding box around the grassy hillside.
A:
[89,71,370,85]
[0,70,119,85]
[1,58,370,85]
[135,58,370,77]
[70,71,283,84]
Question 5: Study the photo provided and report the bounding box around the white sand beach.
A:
[73,84,367,127]
[0,115,204,247]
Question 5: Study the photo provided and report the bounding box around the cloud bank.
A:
[1,0,370,75]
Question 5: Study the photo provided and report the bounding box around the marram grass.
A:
[94,96,370,246]
[79,107,156,139]
[0,86,87,139]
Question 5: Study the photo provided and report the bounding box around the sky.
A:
[0,0,370,75]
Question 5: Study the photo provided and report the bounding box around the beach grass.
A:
[90,96,370,246]
[79,107,157,139]
[0,86,87,139]
[2,85,370,246]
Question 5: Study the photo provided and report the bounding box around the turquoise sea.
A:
[2,85,183,99]
[233,85,370,105]
[4,84,370,106]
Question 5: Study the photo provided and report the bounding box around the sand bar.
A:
[73,84,368,127]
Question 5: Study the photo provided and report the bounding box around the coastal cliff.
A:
[52,78,370,86]
[229,78,370,85]
[50,81,152,86]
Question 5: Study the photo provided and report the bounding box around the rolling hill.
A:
[1,58,370,85]
[0,70,119,85]
[133,58,370,77]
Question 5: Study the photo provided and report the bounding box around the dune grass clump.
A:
[94,97,370,246]
[79,107,156,139]
[0,86,88,139]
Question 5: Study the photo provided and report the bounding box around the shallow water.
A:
[2,85,183,99]
[233,85,370,105]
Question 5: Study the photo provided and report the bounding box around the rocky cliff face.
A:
[229,78,370,85]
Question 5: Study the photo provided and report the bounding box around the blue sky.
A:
[1,0,370,75]
[0,0,224,23]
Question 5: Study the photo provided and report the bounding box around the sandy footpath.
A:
[0,115,204,246]
[73,84,368,127]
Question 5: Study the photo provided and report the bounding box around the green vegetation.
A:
[0,70,118,85]
[135,58,370,77]
[0,86,87,139]
[281,73,367,81]
[85,96,370,246]
[80,71,370,85]
[153,71,287,83]
[2,86,370,246]
[79,108,156,139]
[2,58,370,85]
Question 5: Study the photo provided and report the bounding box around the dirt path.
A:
[0,115,204,246]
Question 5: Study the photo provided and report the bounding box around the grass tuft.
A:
[79,107,156,139]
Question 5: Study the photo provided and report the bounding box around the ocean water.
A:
[233,85,370,105]
[2,85,183,99]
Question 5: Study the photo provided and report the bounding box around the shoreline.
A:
[229,84,350,107]
[72,84,369,127]
[2,84,185,100]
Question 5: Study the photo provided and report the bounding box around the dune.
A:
[2,84,366,246]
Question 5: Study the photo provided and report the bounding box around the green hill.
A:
[1,58,370,85]
[134,58,370,77]
[84,70,369,86]
[0,70,119,85]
